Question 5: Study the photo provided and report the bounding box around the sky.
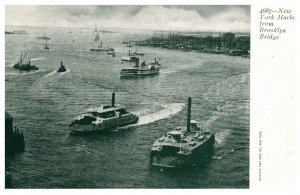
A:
[5,5,250,32]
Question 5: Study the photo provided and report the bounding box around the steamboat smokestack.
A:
[61,61,63,67]
[187,97,191,132]
[111,93,115,107]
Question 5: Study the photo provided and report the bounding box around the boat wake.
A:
[214,129,232,146]
[7,69,41,76]
[43,70,57,78]
[59,69,71,76]
[118,103,185,130]
[160,70,177,75]
[30,57,45,61]
[43,69,71,78]
[202,73,250,145]
[135,103,184,126]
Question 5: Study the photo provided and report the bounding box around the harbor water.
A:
[5,26,250,188]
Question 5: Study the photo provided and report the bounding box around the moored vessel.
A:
[70,93,139,135]
[150,97,215,168]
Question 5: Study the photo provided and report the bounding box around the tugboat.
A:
[57,61,67,72]
[69,93,139,135]
[13,52,39,71]
[120,57,160,77]
[150,97,215,168]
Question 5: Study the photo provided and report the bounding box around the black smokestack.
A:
[111,93,115,107]
[187,97,191,132]
[61,61,63,67]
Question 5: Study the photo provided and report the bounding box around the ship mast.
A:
[20,52,23,64]
[187,97,191,132]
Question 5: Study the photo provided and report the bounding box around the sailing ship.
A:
[90,35,114,52]
[94,32,100,41]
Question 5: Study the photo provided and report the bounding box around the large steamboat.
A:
[70,93,138,135]
[150,97,215,168]
[120,57,160,77]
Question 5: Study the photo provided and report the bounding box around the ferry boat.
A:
[70,93,139,135]
[120,57,160,77]
[13,52,39,71]
[150,97,215,168]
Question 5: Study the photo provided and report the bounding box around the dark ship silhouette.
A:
[37,33,50,40]
[44,44,49,50]
[13,52,39,71]
[57,61,67,72]
[150,97,215,168]
[70,93,138,135]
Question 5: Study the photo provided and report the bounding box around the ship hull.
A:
[90,48,114,52]
[70,114,138,135]
[120,70,159,77]
[150,134,215,169]
[13,63,39,71]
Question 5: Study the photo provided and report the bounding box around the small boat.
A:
[37,33,50,40]
[69,93,139,135]
[126,43,133,47]
[57,61,67,72]
[133,49,145,56]
[121,51,134,62]
[107,50,116,57]
[150,97,215,168]
[44,44,49,50]
[13,52,39,71]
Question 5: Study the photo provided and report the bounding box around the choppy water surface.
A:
[5,26,249,188]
